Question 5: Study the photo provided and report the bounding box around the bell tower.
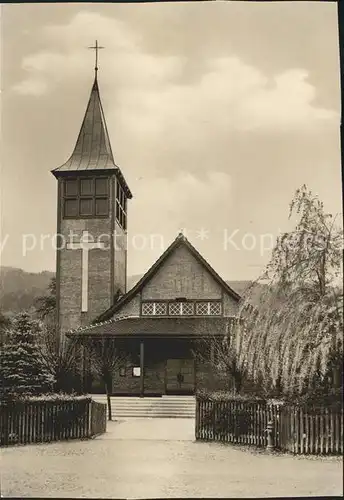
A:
[52,46,132,338]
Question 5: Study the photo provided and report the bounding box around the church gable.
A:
[96,233,240,322]
[141,243,222,300]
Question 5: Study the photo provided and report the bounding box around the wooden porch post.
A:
[210,340,215,364]
[140,340,145,398]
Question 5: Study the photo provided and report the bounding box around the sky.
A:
[1,1,342,281]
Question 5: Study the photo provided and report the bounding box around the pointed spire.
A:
[53,75,116,172]
[52,58,132,198]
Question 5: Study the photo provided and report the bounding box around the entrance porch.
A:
[74,316,231,396]
[110,336,197,396]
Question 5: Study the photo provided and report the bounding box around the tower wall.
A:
[114,220,127,296]
[56,174,128,337]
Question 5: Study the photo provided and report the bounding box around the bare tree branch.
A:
[81,336,130,420]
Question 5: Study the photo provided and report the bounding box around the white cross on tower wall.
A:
[66,231,106,312]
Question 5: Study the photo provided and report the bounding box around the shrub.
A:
[196,388,266,403]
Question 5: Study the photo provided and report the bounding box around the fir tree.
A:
[34,277,82,394]
[0,311,11,348]
[0,312,55,398]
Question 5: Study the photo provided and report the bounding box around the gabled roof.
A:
[95,232,241,323]
[52,75,132,198]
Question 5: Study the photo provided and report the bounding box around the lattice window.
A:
[196,302,209,315]
[195,301,222,316]
[169,302,181,315]
[142,302,167,315]
[142,302,154,315]
[209,302,222,315]
[155,302,167,315]
[142,300,221,316]
[63,177,109,219]
[181,302,194,315]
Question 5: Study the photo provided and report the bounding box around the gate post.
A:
[266,419,274,450]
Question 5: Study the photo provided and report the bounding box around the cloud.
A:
[12,12,182,96]
[130,170,232,228]
[13,77,48,96]
[13,10,337,139]
[126,170,232,272]
[241,69,336,130]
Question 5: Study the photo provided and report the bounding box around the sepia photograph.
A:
[0,1,343,498]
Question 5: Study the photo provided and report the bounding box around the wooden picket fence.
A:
[278,405,343,455]
[196,399,269,446]
[0,398,107,446]
[90,400,107,437]
[195,398,343,455]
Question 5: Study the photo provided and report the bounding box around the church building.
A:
[52,57,243,396]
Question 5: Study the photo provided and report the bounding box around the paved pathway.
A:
[2,418,343,498]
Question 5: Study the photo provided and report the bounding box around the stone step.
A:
[98,414,194,419]
[89,394,195,398]
[104,402,195,406]
[93,405,195,408]
[111,409,195,414]
[94,406,195,413]
[91,399,195,403]
[91,396,196,400]
[111,408,195,413]
[110,415,194,419]
[91,398,195,404]
[90,395,196,418]
[91,399,195,401]
[95,405,195,412]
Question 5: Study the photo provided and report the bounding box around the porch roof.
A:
[68,316,235,338]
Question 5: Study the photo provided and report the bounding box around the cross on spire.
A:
[88,40,105,74]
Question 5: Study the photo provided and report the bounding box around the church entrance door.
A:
[165,359,195,394]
